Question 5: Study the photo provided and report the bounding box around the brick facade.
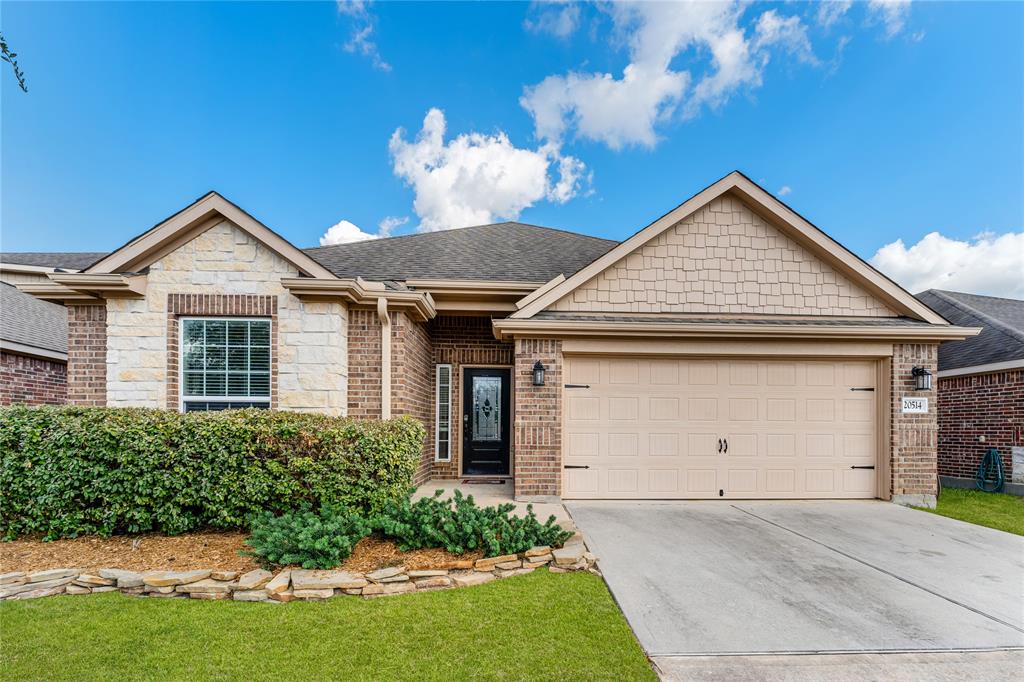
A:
[165,294,279,410]
[431,315,514,478]
[392,311,434,484]
[347,309,383,418]
[938,369,1023,481]
[890,343,940,505]
[67,304,107,406]
[0,352,67,406]
[512,338,563,500]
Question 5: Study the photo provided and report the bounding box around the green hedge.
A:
[0,406,425,540]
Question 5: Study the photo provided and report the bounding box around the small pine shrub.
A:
[243,505,371,569]
[373,490,573,557]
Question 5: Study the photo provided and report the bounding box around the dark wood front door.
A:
[462,368,511,476]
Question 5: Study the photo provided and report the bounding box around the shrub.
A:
[373,489,573,557]
[243,505,371,569]
[0,406,425,540]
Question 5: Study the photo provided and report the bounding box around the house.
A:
[915,290,1024,491]
[7,172,977,506]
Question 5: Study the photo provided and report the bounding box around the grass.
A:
[916,487,1024,536]
[0,569,655,682]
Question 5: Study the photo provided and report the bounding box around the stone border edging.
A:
[0,535,597,603]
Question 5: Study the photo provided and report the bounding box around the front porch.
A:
[412,479,575,531]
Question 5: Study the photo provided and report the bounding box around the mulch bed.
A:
[0,532,481,574]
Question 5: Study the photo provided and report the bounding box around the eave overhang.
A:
[492,318,982,343]
[48,272,147,298]
[403,279,542,314]
[280,277,437,321]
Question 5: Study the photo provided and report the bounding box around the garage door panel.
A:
[563,356,878,499]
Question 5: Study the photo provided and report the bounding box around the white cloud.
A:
[337,0,390,71]
[377,215,408,237]
[869,231,1024,298]
[389,108,587,231]
[524,1,581,39]
[520,2,818,150]
[319,219,380,245]
[777,185,792,197]
[816,1,853,29]
[867,0,912,39]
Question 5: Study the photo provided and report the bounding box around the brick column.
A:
[347,309,383,418]
[513,338,562,502]
[891,342,939,507]
[67,304,107,406]
[391,311,434,485]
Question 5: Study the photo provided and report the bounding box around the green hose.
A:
[975,447,1005,493]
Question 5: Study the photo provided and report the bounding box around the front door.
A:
[462,368,511,476]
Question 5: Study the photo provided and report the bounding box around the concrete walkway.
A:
[567,500,1024,658]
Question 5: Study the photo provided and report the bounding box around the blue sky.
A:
[2,1,1022,296]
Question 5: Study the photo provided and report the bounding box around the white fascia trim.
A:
[0,339,68,362]
[938,358,1024,378]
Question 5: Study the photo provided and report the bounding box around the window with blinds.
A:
[435,364,452,461]
[180,318,271,412]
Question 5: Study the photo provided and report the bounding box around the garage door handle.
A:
[564,465,590,469]
[724,439,728,454]
[850,465,875,470]
[718,439,722,453]
[564,384,590,389]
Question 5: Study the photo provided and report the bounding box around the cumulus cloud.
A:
[777,185,792,197]
[320,219,380,245]
[337,0,390,71]
[869,231,1024,298]
[389,108,587,231]
[867,0,913,39]
[519,2,818,150]
[377,215,408,237]
[524,1,581,39]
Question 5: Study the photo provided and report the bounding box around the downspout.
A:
[377,297,391,419]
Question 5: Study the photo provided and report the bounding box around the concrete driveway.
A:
[567,501,1024,659]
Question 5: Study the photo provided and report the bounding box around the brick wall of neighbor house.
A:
[513,338,562,500]
[890,343,940,505]
[0,352,67,406]
[67,304,107,406]
[347,309,383,418]
[551,195,895,317]
[391,311,434,484]
[104,222,347,413]
[938,369,1023,480]
[431,315,515,478]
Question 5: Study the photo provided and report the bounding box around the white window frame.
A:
[435,364,452,461]
[179,316,272,413]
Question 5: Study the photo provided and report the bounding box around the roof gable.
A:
[86,192,336,279]
[915,289,1024,370]
[513,172,947,324]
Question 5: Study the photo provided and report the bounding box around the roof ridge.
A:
[928,289,1024,344]
[304,221,616,252]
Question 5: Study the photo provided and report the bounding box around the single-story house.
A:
[8,172,977,506]
[915,289,1024,490]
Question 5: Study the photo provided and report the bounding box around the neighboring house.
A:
[915,290,1024,488]
[0,283,69,406]
[6,172,976,506]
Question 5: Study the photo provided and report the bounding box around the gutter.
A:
[377,297,391,419]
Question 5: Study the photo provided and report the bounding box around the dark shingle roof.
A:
[304,222,616,282]
[915,290,1024,371]
[0,252,108,270]
[0,283,68,356]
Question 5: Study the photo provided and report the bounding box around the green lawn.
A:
[0,569,655,682]
[917,488,1024,536]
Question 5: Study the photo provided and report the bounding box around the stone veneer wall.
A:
[431,315,515,479]
[104,222,347,414]
[890,343,940,506]
[67,304,107,406]
[938,369,1022,482]
[0,352,67,406]
[513,338,563,501]
[391,311,434,484]
[551,195,895,317]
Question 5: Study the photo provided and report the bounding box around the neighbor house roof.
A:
[915,289,1024,374]
[0,252,108,270]
[304,222,617,283]
[0,282,68,360]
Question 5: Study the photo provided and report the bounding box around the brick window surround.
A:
[166,294,279,410]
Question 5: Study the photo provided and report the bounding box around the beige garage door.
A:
[563,357,878,499]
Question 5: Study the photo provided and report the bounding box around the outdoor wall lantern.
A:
[532,360,547,386]
[911,366,932,391]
